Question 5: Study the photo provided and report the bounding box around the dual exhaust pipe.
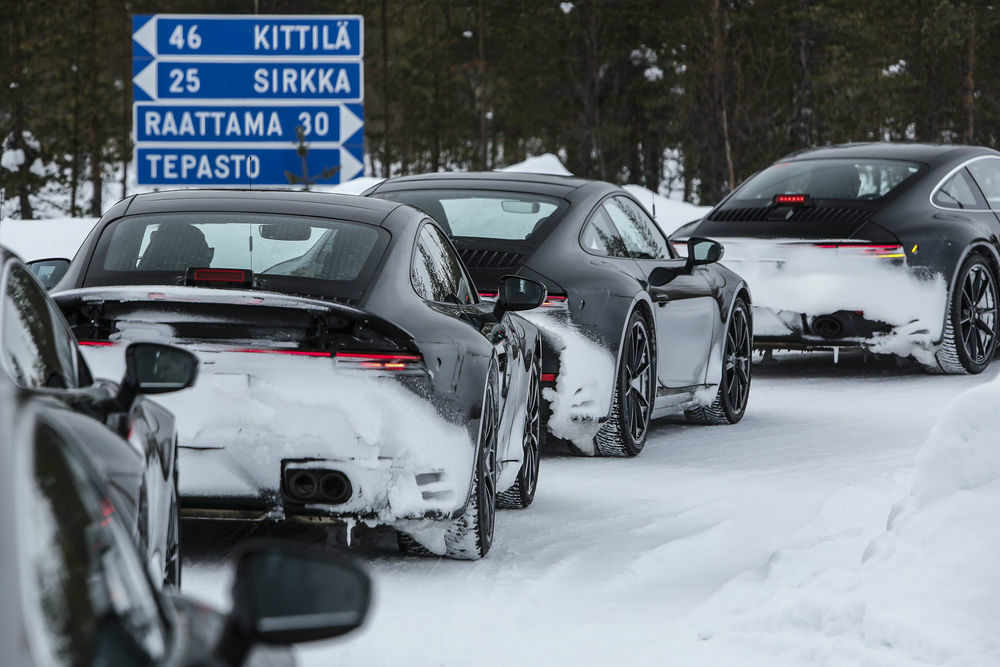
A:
[285,469,352,505]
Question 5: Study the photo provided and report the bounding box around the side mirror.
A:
[687,237,724,266]
[216,541,372,666]
[26,258,71,290]
[493,275,547,319]
[118,343,198,409]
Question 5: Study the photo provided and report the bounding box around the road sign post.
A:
[132,14,364,187]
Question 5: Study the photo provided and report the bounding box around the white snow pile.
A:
[524,311,616,453]
[0,217,99,262]
[496,152,573,177]
[677,374,1000,666]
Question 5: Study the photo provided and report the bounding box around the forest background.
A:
[1,0,995,219]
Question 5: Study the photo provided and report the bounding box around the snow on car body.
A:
[50,190,545,559]
[671,143,1000,374]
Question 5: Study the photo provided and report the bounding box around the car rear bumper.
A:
[178,447,468,522]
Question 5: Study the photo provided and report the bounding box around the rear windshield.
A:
[83,212,389,302]
[373,189,567,241]
[737,158,924,201]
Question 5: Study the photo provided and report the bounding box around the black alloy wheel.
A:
[958,263,998,366]
[498,355,541,509]
[686,297,752,424]
[930,254,999,374]
[594,311,654,457]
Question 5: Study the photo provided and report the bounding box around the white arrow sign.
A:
[133,62,158,100]
[339,147,363,181]
[340,104,363,142]
[133,16,158,57]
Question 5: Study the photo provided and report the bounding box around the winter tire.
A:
[594,310,654,457]
[400,365,500,559]
[686,297,752,424]
[923,253,998,375]
[498,352,541,510]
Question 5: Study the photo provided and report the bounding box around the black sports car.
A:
[49,190,546,560]
[2,376,370,666]
[671,143,1000,374]
[365,173,753,457]
[2,246,195,587]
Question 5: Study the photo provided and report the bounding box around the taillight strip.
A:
[79,341,115,347]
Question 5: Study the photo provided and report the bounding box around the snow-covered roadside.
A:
[667,372,1000,666]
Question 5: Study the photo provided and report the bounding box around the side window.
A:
[411,225,475,304]
[933,169,987,209]
[20,423,168,667]
[580,208,629,258]
[966,158,1000,209]
[2,264,79,389]
[602,196,671,260]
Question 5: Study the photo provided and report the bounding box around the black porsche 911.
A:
[48,190,546,560]
[365,173,753,458]
[1,246,196,587]
[670,143,1000,374]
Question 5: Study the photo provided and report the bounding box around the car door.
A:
[600,196,718,389]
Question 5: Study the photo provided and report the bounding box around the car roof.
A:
[776,142,997,167]
[373,171,597,197]
[121,189,406,227]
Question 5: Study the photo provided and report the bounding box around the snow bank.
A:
[496,153,573,176]
[524,312,616,453]
[0,217,98,262]
[680,374,1000,666]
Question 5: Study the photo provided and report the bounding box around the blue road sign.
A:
[136,144,364,186]
[132,61,363,102]
[132,14,365,187]
[132,15,363,59]
[134,103,363,144]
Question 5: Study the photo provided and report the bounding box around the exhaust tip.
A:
[320,471,352,504]
[811,315,844,339]
[288,471,318,500]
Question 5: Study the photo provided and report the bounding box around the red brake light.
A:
[542,295,568,308]
[79,341,115,347]
[541,373,557,382]
[774,194,809,205]
[191,268,248,283]
[814,243,905,258]
[335,351,425,372]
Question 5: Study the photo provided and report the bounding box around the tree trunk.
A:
[961,4,975,143]
[380,0,392,177]
[796,0,814,148]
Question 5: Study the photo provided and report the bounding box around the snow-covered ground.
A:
[182,351,1000,666]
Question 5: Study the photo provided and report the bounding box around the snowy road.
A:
[182,351,998,666]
